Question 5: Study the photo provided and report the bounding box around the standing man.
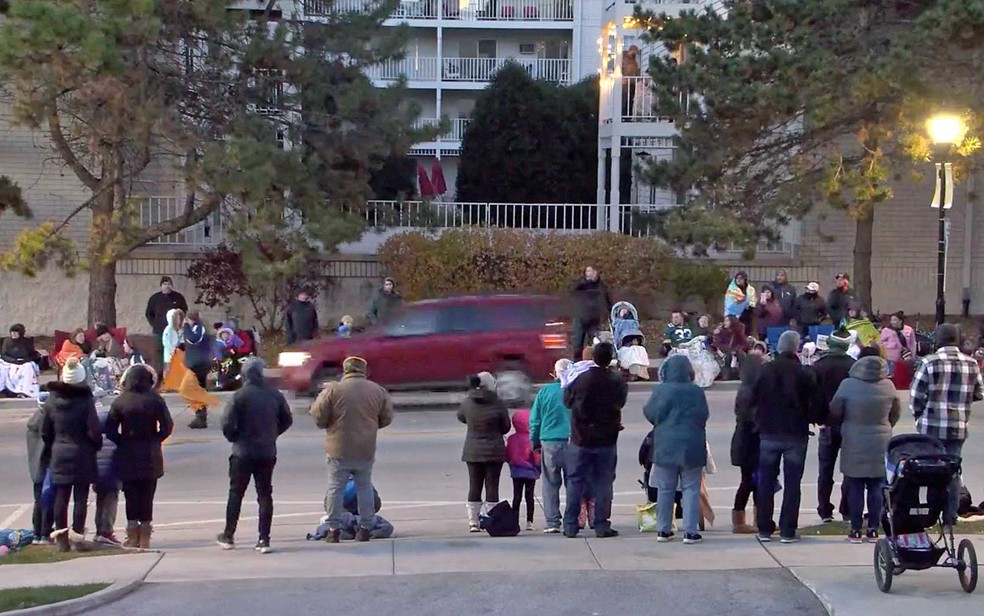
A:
[216,358,293,553]
[772,269,797,324]
[144,276,188,375]
[310,356,393,543]
[826,273,855,327]
[285,289,319,345]
[562,343,627,538]
[752,330,820,543]
[571,266,613,361]
[910,323,984,528]
[812,329,855,522]
[793,282,826,337]
[529,358,573,534]
[366,277,403,325]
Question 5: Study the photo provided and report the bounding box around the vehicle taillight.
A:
[540,334,567,349]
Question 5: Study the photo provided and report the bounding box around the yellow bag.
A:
[636,502,658,533]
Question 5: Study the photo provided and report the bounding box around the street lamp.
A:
[926,114,967,326]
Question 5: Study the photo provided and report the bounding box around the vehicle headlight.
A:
[278,352,311,368]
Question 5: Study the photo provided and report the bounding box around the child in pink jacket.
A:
[506,409,541,531]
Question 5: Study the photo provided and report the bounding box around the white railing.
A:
[449,117,471,140]
[366,57,441,81]
[305,0,573,21]
[140,197,224,247]
[601,76,692,123]
[441,57,570,83]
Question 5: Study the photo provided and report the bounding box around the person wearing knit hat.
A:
[366,278,403,326]
[309,353,393,543]
[812,328,856,523]
[2,323,43,398]
[827,273,856,327]
[792,282,827,337]
[61,356,87,385]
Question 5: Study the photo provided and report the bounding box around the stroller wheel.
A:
[874,538,894,593]
[958,539,978,593]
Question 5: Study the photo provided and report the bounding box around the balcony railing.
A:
[368,57,441,81]
[412,117,472,141]
[305,0,574,21]
[367,57,570,83]
[140,197,224,247]
[601,76,692,123]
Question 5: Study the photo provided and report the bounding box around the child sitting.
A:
[505,409,541,531]
[338,315,355,338]
[612,303,650,381]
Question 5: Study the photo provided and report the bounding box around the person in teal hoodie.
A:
[643,355,710,544]
[529,358,573,534]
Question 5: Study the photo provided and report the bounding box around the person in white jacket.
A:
[161,308,185,378]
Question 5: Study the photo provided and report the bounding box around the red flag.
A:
[430,159,447,195]
[417,163,436,199]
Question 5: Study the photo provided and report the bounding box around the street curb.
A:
[786,567,836,616]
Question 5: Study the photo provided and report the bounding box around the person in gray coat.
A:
[26,401,52,543]
[828,355,901,543]
[457,372,510,531]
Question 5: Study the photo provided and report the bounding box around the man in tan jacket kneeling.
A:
[310,356,394,543]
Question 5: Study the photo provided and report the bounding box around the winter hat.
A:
[553,358,572,379]
[160,276,173,285]
[9,323,25,336]
[94,323,110,338]
[340,315,354,327]
[806,282,820,293]
[827,329,852,353]
[859,345,882,358]
[343,356,367,375]
[476,371,496,391]
[61,357,86,385]
[777,330,801,354]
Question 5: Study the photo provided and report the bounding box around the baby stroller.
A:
[874,433,978,593]
[611,301,649,380]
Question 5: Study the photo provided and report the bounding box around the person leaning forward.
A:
[310,356,394,543]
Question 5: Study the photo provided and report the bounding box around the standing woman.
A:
[458,372,510,532]
[730,345,766,534]
[879,311,917,390]
[106,365,174,549]
[644,355,711,544]
[42,358,102,552]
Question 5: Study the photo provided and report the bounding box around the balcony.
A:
[411,117,472,151]
[367,57,570,85]
[140,197,224,248]
[304,0,575,23]
[600,76,693,124]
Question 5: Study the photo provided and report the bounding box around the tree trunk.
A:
[87,259,118,327]
[853,212,874,312]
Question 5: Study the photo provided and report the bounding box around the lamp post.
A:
[926,115,967,326]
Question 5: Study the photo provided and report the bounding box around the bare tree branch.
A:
[46,109,101,190]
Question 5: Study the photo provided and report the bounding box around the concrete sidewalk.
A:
[3,534,979,614]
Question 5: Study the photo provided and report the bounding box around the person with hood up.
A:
[730,346,767,534]
[562,342,627,538]
[144,276,188,374]
[829,355,901,542]
[529,358,572,533]
[752,330,820,543]
[42,358,102,552]
[106,364,174,549]
[724,271,757,331]
[1,323,41,398]
[812,329,856,523]
[506,409,541,531]
[755,286,787,340]
[827,273,856,327]
[310,356,393,544]
[160,309,186,393]
[793,282,827,336]
[879,311,918,390]
[644,355,711,544]
[772,269,798,322]
[366,278,403,325]
[182,311,215,429]
[26,399,53,544]
[216,358,293,553]
[456,372,510,532]
[570,266,613,361]
[285,289,319,345]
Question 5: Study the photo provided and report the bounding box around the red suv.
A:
[278,294,569,404]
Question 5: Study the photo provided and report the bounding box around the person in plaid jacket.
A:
[909,323,984,524]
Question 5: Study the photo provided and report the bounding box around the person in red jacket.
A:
[506,409,541,531]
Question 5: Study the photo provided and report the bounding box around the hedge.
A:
[377,230,729,316]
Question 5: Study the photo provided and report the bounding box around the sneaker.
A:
[255,540,272,554]
[468,524,481,533]
[595,528,619,539]
[779,535,800,544]
[820,516,834,524]
[526,521,535,532]
[32,537,41,545]
[94,532,122,547]
[683,533,703,545]
[757,534,772,543]
[657,531,675,543]
[216,533,235,550]
[543,527,561,534]
[865,529,879,541]
[848,530,863,544]
[36,536,52,545]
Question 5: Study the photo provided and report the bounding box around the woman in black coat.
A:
[457,372,510,532]
[730,348,765,534]
[106,365,174,549]
[41,358,102,551]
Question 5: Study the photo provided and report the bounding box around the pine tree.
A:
[638,0,984,307]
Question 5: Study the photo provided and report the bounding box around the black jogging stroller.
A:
[874,433,978,593]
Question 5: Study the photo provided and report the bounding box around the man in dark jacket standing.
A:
[826,273,855,327]
[811,330,855,522]
[216,358,293,553]
[772,269,797,323]
[285,290,319,345]
[752,330,820,543]
[793,282,827,337]
[571,266,613,360]
[562,343,627,538]
[366,278,403,325]
[144,276,188,374]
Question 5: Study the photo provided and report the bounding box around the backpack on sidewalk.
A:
[479,501,520,537]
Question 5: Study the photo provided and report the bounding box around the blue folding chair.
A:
[808,325,835,343]
[766,326,793,352]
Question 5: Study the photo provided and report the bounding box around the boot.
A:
[51,528,70,553]
[466,502,482,533]
[188,409,207,429]
[124,522,140,548]
[731,510,756,534]
[138,523,153,549]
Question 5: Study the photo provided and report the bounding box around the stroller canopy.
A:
[611,301,644,349]
[611,301,639,322]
